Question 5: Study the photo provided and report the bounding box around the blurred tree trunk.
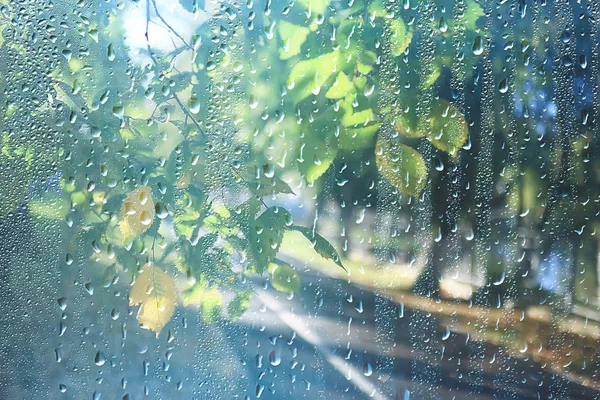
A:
[413,151,449,299]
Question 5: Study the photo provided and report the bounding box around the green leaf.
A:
[342,107,376,127]
[291,226,345,270]
[388,18,412,56]
[287,51,343,102]
[299,143,336,182]
[297,110,339,182]
[114,246,140,272]
[461,0,485,31]
[395,115,423,138]
[353,75,367,90]
[249,177,295,196]
[427,100,469,156]
[376,137,427,196]
[336,96,379,149]
[297,0,331,14]
[278,21,311,60]
[357,50,378,75]
[367,0,386,16]
[174,188,209,239]
[182,281,223,323]
[29,196,69,220]
[228,291,252,320]
[200,287,223,323]
[338,124,380,151]
[245,206,291,273]
[325,72,354,99]
[243,165,295,196]
[421,63,441,89]
[0,23,6,49]
[268,259,301,293]
[189,233,219,277]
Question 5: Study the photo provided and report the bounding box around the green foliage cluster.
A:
[0,0,484,331]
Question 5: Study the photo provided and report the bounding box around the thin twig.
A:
[172,93,207,136]
[144,1,266,209]
[151,229,158,263]
[150,0,193,50]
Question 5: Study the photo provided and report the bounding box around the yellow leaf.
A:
[118,186,154,242]
[129,264,177,336]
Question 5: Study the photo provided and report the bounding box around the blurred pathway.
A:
[231,264,600,400]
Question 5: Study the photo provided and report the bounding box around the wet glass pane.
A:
[2,0,600,399]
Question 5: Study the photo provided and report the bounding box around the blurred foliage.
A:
[0,0,482,335]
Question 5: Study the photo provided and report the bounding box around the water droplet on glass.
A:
[363,362,373,376]
[188,97,201,114]
[438,16,448,33]
[94,351,106,366]
[364,82,375,97]
[269,350,281,366]
[107,43,115,61]
[57,297,68,311]
[472,36,484,55]
[498,78,508,94]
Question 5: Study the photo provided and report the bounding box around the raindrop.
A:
[438,16,448,33]
[269,350,281,366]
[249,94,258,109]
[434,227,442,243]
[442,326,450,340]
[107,43,115,61]
[435,158,444,171]
[140,210,152,225]
[188,97,201,114]
[364,82,375,97]
[57,297,68,311]
[206,61,217,71]
[363,362,373,376]
[493,272,505,286]
[95,351,106,366]
[472,36,484,55]
[155,202,168,219]
[465,228,474,241]
[498,78,508,94]
[262,163,275,178]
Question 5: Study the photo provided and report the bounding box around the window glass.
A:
[1,0,600,399]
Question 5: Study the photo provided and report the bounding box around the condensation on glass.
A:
[1,0,599,399]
